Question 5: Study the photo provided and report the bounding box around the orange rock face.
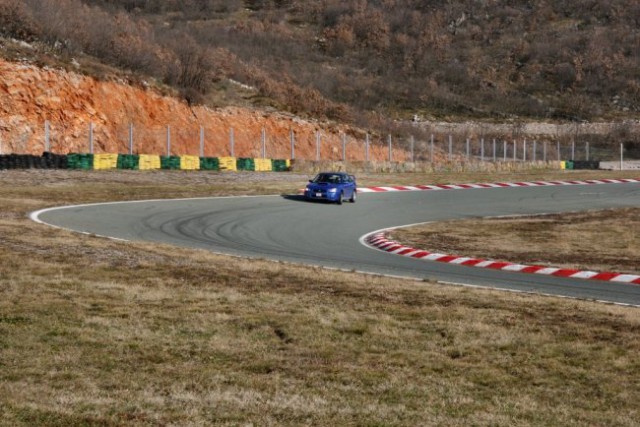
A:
[0,59,407,161]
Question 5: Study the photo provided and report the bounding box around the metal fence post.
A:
[129,123,134,155]
[543,141,547,162]
[388,134,392,162]
[481,138,485,162]
[89,122,94,154]
[448,135,452,161]
[45,120,50,152]
[466,138,470,160]
[430,134,434,163]
[586,141,589,161]
[342,133,346,161]
[503,140,507,161]
[365,133,369,162]
[492,138,496,162]
[261,127,266,159]
[166,125,171,156]
[513,140,517,161]
[571,140,575,160]
[200,126,204,157]
[290,129,295,160]
[523,139,527,162]
[230,127,235,157]
[316,131,320,161]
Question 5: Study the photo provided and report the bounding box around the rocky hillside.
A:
[0,59,404,160]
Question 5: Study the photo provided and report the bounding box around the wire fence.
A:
[2,121,640,168]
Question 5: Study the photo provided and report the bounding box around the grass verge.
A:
[1,169,639,426]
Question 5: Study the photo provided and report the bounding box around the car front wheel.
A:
[349,190,356,203]
[337,191,343,205]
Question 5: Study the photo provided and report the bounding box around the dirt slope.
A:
[0,59,404,161]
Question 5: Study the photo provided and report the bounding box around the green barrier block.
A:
[272,159,288,172]
[160,156,181,170]
[237,157,255,171]
[67,153,94,170]
[199,157,220,171]
[565,160,574,170]
[117,154,140,170]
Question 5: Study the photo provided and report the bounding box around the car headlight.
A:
[327,188,338,193]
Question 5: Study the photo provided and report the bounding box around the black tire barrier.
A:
[42,152,68,169]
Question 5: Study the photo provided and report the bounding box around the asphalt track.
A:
[32,182,640,306]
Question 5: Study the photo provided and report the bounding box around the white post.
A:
[448,135,452,160]
[316,131,320,161]
[481,138,485,162]
[200,126,204,158]
[557,141,561,161]
[342,133,346,161]
[430,134,434,163]
[513,140,517,161]
[571,140,575,160]
[89,122,94,154]
[503,140,507,161]
[620,143,624,171]
[543,141,547,162]
[261,127,266,159]
[45,120,50,152]
[586,141,589,161]
[388,134,392,162]
[166,125,171,157]
[230,127,234,157]
[492,139,496,162]
[290,129,295,160]
[365,133,369,162]
[523,139,527,162]
[533,140,537,162]
[129,123,133,155]
[466,138,470,159]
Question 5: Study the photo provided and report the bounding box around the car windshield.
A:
[313,173,342,184]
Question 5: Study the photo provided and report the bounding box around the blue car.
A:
[304,172,357,205]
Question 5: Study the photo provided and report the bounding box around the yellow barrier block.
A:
[560,161,566,170]
[254,158,272,172]
[139,154,161,170]
[93,153,118,170]
[180,155,200,170]
[285,159,291,168]
[219,156,237,171]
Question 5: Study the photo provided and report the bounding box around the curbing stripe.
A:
[359,177,640,285]
[364,231,640,285]
[356,178,640,193]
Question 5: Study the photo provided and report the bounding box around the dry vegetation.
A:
[390,209,640,276]
[1,0,640,131]
[1,168,640,426]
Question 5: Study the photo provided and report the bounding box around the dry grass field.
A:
[1,168,640,426]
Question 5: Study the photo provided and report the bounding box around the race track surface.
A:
[33,182,640,306]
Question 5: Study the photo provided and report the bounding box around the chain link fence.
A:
[2,121,639,169]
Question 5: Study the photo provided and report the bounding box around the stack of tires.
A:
[160,156,181,170]
[237,158,256,171]
[117,154,140,170]
[271,159,288,172]
[42,152,68,169]
[199,157,220,171]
